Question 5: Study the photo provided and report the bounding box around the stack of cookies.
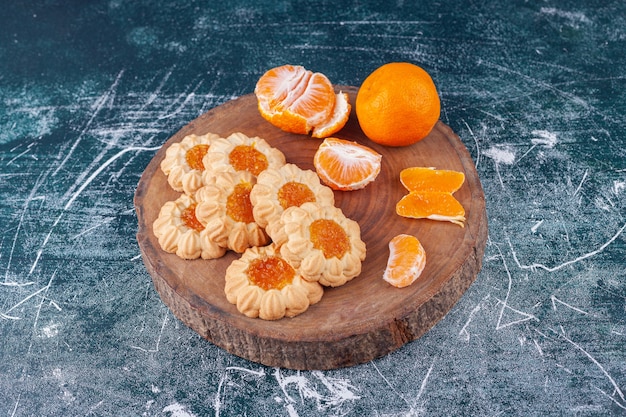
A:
[153,132,366,320]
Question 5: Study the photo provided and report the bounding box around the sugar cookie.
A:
[160,132,221,194]
[195,171,269,253]
[202,132,286,180]
[152,193,226,260]
[225,243,324,320]
[273,202,366,287]
[250,163,335,240]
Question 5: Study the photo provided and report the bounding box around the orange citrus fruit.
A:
[383,234,426,288]
[396,191,466,227]
[400,167,465,193]
[255,65,350,138]
[310,91,351,139]
[313,137,382,191]
[355,62,440,147]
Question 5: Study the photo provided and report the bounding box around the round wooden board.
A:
[134,86,488,370]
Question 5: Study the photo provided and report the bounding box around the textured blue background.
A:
[1,1,625,415]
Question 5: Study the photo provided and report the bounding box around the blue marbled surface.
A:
[1,1,625,415]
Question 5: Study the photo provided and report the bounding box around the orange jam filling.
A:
[277,182,316,209]
[309,219,349,259]
[226,183,255,223]
[248,256,295,291]
[185,144,210,170]
[229,145,268,176]
[181,203,204,232]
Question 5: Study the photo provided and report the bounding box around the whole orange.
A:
[356,62,440,147]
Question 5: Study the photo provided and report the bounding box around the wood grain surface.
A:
[134,86,488,370]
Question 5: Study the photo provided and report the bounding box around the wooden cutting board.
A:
[134,86,488,370]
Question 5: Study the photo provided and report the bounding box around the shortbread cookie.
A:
[195,171,269,253]
[152,193,227,260]
[225,243,324,320]
[160,132,221,194]
[273,202,366,287]
[201,132,286,180]
[250,163,335,240]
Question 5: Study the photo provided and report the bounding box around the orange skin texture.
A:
[356,62,440,147]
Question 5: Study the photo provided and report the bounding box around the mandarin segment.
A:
[400,167,465,193]
[287,71,336,128]
[396,166,466,227]
[311,91,352,139]
[256,65,334,134]
[383,234,427,288]
[313,137,382,191]
[396,191,466,227]
[255,65,311,110]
